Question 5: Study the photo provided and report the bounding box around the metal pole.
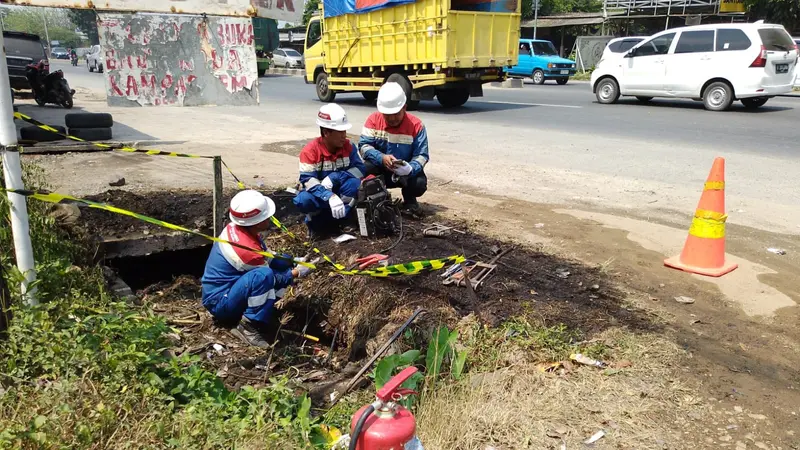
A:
[40,9,51,54]
[533,0,539,40]
[0,32,37,305]
[212,156,224,236]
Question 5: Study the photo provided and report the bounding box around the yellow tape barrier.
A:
[2,188,464,277]
[13,111,245,189]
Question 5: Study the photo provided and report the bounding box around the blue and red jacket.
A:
[298,137,366,201]
[201,223,294,306]
[358,112,430,176]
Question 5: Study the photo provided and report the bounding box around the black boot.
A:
[230,317,271,348]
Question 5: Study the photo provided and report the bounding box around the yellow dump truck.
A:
[303,0,520,108]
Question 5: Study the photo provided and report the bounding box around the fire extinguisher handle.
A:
[376,366,419,402]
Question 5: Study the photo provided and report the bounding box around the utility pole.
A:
[533,0,539,39]
[40,9,50,54]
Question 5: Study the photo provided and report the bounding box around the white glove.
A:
[328,194,346,219]
[321,176,333,190]
[393,162,412,177]
[295,264,313,278]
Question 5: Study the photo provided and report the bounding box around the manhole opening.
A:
[107,245,211,292]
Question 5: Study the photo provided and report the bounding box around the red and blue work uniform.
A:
[292,137,366,229]
[358,112,429,203]
[201,223,294,326]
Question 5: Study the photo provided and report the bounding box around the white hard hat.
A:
[229,190,276,227]
[377,82,407,114]
[316,103,352,131]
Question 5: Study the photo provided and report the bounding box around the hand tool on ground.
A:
[443,247,514,290]
[329,307,426,408]
[354,253,390,270]
[423,224,452,237]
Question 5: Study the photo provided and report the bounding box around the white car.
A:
[272,48,304,69]
[87,45,104,73]
[794,37,800,86]
[601,36,647,62]
[591,23,798,111]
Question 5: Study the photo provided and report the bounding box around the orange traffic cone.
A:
[664,157,738,277]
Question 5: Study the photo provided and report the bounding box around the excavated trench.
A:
[75,188,660,395]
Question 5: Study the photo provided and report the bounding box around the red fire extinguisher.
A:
[349,366,420,450]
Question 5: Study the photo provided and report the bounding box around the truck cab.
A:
[303,16,323,88]
[507,39,576,85]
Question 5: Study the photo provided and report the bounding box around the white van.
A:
[591,23,798,111]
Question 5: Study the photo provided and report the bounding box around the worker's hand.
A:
[293,264,313,278]
[382,154,398,171]
[393,162,412,177]
[321,176,333,190]
[328,194,347,219]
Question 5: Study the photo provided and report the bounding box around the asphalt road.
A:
[58,61,800,234]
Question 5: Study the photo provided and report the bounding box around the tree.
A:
[745,0,800,32]
[303,0,320,25]
[67,9,99,45]
[521,0,602,21]
[3,7,83,48]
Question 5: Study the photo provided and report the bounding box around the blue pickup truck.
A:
[506,39,577,85]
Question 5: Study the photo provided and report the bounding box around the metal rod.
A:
[533,0,539,40]
[0,32,37,305]
[330,307,426,407]
[212,156,224,236]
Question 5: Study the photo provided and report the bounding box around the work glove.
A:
[295,264,313,278]
[328,194,346,219]
[393,162,412,177]
[321,176,334,190]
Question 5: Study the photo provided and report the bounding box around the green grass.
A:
[0,164,332,449]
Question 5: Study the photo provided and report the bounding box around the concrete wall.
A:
[98,13,259,107]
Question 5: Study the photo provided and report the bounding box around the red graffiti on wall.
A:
[216,23,254,46]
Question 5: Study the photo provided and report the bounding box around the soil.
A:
[78,187,800,448]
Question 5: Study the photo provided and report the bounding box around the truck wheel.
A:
[386,73,419,110]
[436,89,469,108]
[20,125,66,142]
[556,77,568,85]
[316,72,336,102]
[531,69,545,85]
[362,91,378,102]
[66,113,114,129]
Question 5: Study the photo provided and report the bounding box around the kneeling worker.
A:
[293,103,366,236]
[202,190,311,348]
[358,82,429,216]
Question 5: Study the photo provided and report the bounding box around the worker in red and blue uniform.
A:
[202,190,312,348]
[293,103,366,236]
[358,82,429,216]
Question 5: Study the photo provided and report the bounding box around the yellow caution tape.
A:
[704,181,725,191]
[2,188,464,277]
[688,209,727,239]
[13,111,245,189]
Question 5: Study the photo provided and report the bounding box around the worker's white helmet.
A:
[229,190,276,227]
[316,103,352,131]
[377,82,407,114]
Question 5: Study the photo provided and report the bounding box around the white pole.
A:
[533,0,539,40]
[41,9,50,54]
[0,32,37,305]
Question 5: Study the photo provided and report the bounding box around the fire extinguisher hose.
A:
[349,404,376,450]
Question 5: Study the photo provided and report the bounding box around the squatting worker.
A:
[358,82,430,216]
[293,103,366,237]
[201,190,312,348]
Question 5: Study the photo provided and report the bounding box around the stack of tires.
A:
[65,112,114,141]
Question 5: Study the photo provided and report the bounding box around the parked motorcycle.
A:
[25,60,74,109]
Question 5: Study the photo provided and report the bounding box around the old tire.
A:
[595,77,620,104]
[316,72,336,102]
[703,81,733,112]
[20,125,66,142]
[531,69,545,85]
[556,77,568,85]
[636,96,653,103]
[362,91,378,102]
[741,97,768,109]
[436,88,469,108]
[65,113,113,129]
[386,73,419,111]
[69,127,113,141]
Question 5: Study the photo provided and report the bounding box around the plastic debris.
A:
[675,296,696,304]
[584,430,605,445]
[570,353,607,369]
[285,187,298,194]
[767,248,787,255]
[333,234,357,244]
[212,343,225,354]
